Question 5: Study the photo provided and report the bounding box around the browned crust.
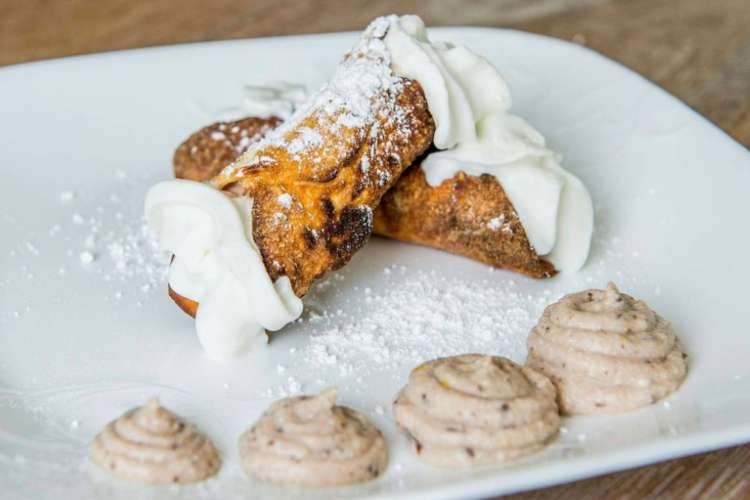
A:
[211,79,435,297]
[168,284,198,318]
[373,167,556,278]
[173,116,281,182]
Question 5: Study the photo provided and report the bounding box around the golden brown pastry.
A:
[375,167,555,278]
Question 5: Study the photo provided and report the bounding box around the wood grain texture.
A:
[3,0,749,498]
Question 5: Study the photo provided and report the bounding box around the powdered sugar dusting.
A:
[62,184,167,297]
[3,174,170,311]
[276,193,293,209]
[247,202,649,399]
[287,127,323,154]
[299,270,545,381]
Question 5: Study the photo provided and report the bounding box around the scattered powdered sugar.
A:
[287,127,323,154]
[29,173,169,303]
[95,219,167,293]
[360,154,371,173]
[299,270,546,380]
[78,251,95,264]
[62,189,168,297]
[59,191,76,203]
[488,215,505,230]
[260,375,303,398]
[488,214,514,234]
[276,193,293,208]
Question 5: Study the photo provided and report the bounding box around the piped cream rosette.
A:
[238,388,388,487]
[90,398,221,484]
[527,282,688,414]
[393,354,559,468]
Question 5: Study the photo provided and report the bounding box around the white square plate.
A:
[1,27,749,500]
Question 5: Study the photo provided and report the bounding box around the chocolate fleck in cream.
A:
[527,282,687,415]
[394,354,559,468]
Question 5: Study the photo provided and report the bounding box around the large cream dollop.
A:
[90,398,221,484]
[393,354,559,468]
[384,15,593,272]
[239,388,388,486]
[527,283,688,414]
[145,180,303,360]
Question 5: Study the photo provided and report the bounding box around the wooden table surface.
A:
[3,0,749,498]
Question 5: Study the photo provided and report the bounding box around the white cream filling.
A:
[145,180,303,359]
[384,15,594,272]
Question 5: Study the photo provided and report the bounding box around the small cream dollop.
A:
[383,15,593,272]
[216,82,308,122]
[90,398,221,484]
[527,283,688,414]
[239,388,388,487]
[394,354,559,468]
[145,180,303,360]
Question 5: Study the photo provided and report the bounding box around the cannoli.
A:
[171,16,593,279]
[172,118,572,278]
[174,120,553,277]
[145,17,434,358]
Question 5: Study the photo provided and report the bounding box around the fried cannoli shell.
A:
[373,166,556,278]
[211,78,434,298]
[173,116,555,279]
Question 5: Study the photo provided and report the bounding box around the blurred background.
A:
[2,0,749,148]
[2,1,749,498]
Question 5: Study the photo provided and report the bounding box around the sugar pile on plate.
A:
[303,269,546,376]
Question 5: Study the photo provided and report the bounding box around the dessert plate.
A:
[1,27,750,500]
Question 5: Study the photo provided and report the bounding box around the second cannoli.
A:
[146,18,434,358]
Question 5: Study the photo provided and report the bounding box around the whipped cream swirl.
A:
[90,398,221,484]
[145,180,303,360]
[383,15,593,271]
[527,283,688,414]
[394,354,559,468]
[239,388,388,486]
